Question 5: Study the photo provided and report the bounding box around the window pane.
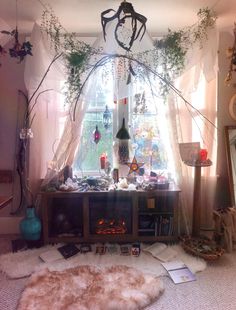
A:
[132,114,168,171]
[73,112,113,173]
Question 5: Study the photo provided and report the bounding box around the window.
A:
[72,69,175,179]
[73,83,114,174]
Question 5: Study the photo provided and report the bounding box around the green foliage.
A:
[153,7,217,98]
[66,52,87,68]
[40,6,217,105]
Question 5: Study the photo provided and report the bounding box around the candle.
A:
[100,153,107,169]
[199,149,208,161]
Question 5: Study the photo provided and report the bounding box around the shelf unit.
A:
[41,184,180,244]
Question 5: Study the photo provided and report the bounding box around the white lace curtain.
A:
[24,22,218,233]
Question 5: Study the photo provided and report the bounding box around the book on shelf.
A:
[161,261,196,284]
[139,214,174,236]
[158,215,173,236]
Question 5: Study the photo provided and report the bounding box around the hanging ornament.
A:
[101,0,147,51]
[93,125,101,144]
[103,105,112,130]
[0,0,33,65]
[116,118,130,164]
[113,98,128,105]
[126,156,144,175]
[133,92,147,114]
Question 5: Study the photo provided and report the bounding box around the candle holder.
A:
[199,149,208,162]
[100,153,107,170]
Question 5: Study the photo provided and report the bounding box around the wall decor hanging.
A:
[101,0,147,51]
[126,156,144,175]
[0,0,33,66]
[225,23,236,85]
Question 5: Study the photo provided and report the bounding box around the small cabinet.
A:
[138,194,176,237]
[41,185,180,244]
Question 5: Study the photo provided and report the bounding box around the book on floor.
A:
[57,244,80,259]
[143,242,177,262]
[161,260,196,284]
[39,248,64,262]
[39,244,80,262]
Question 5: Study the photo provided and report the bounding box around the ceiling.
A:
[0,0,236,37]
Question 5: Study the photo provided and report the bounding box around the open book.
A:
[143,242,177,262]
[161,261,196,284]
[39,244,80,262]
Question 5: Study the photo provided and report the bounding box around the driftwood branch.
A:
[73,53,217,129]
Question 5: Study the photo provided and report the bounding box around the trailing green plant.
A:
[153,7,217,97]
[40,5,101,106]
[40,5,217,109]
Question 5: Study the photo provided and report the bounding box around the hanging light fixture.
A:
[103,105,112,130]
[101,0,147,51]
[93,125,101,144]
[0,0,33,65]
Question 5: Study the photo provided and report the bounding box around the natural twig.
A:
[28,52,63,105]
[72,53,217,129]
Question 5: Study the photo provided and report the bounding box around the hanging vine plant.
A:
[39,5,217,119]
[153,7,217,97]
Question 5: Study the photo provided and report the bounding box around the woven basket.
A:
[181,237,225,261]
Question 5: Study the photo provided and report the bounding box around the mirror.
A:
[225,126,236,207]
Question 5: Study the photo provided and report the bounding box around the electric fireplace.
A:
[89,195,132,235]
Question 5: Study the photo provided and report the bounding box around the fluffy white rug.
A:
[0,243,206,279]
[17,265,164,310]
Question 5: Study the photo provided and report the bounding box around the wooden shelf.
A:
[0,196,13,210]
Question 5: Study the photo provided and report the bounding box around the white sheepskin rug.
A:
[17,265,164,310]
[0,243,207,279]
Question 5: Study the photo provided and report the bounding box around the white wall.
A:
[0,35,27,233]
[216,28,236,208]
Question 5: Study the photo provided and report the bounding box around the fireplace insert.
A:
[89,195,132,235]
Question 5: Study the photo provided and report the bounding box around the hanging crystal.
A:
[103,105,112,130]
[93,125,101,144]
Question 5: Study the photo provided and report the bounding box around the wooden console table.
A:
[41,185,181,244]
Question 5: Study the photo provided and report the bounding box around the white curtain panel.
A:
[24,22,218,233]
[166,28,218,233]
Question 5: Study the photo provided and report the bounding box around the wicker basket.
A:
[181,237,225,261]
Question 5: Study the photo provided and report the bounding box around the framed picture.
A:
[179,142,200,163]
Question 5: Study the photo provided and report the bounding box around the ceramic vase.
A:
[20,207,42,240]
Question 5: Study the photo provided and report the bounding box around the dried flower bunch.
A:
[225,23,236,85]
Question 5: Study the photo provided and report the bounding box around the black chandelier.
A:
[101,0,147,51]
